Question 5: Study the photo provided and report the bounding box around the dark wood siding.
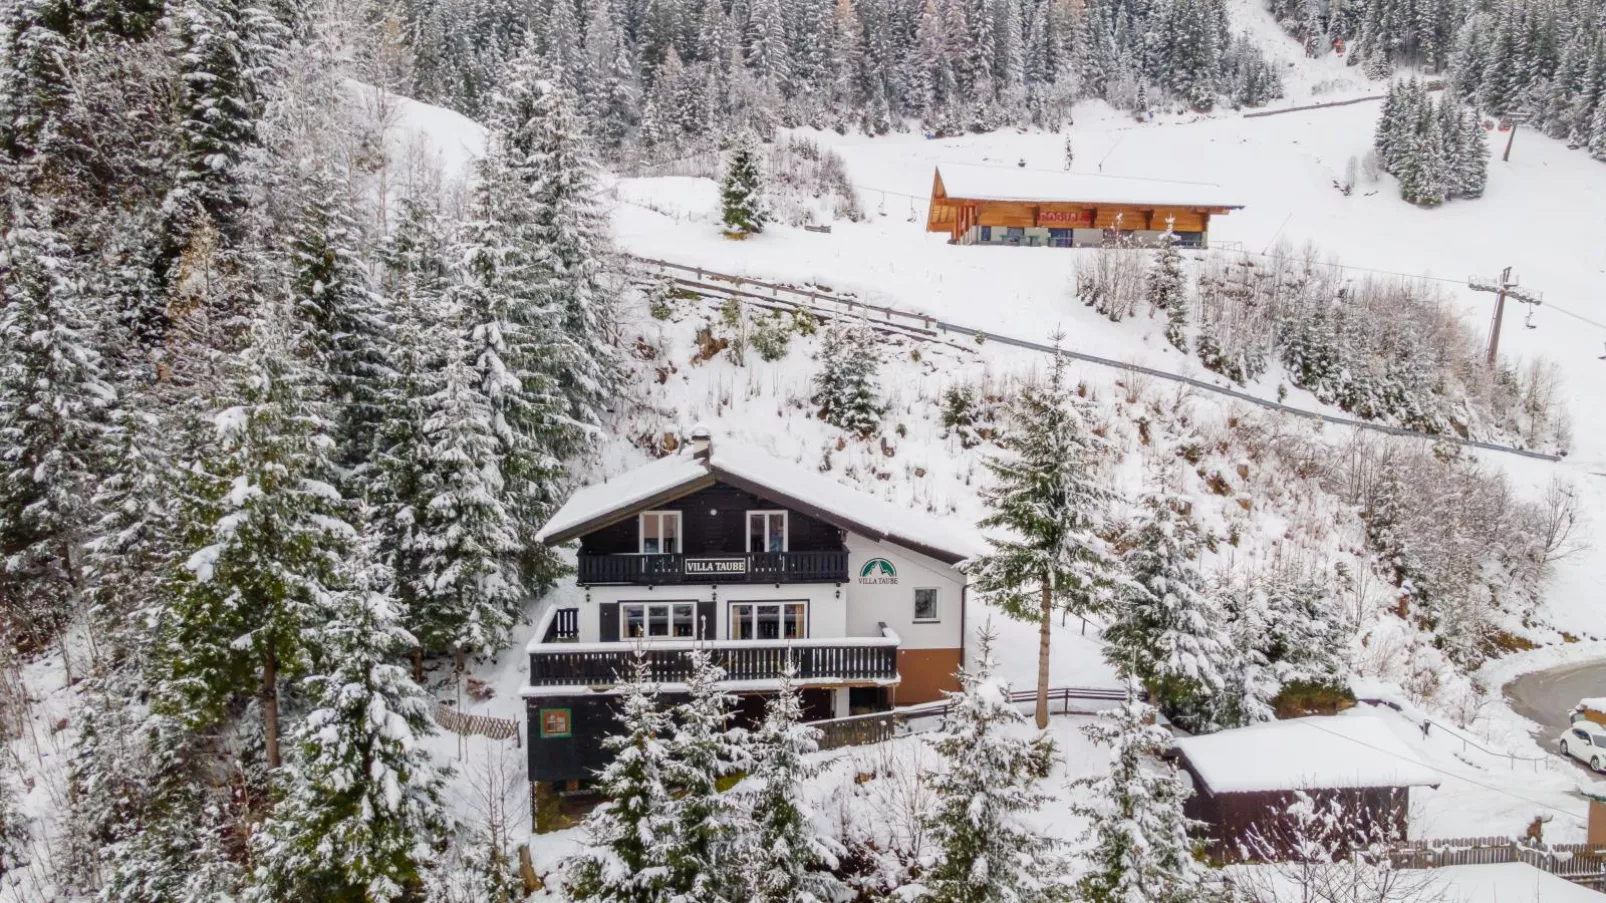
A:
[1177,755,1413,863]
[528,695,617,783]
[598,602,618,641]
[577,482,845,557]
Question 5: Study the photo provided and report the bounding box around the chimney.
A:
[690,424,712,462]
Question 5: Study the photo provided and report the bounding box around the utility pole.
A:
[1469,268,1542,367]
[1503,117,1519,163]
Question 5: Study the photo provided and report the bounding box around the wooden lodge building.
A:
[1171,715,1440,862]
[522,427,980,799]
[926,163,1243,249]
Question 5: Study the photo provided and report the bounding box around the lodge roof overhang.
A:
[536,462,970,566]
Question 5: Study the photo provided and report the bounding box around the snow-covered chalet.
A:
[522,427,980,791]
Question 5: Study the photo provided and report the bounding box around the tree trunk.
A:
[413,646,424,684]
[263,648,280,770]
[1037,574,1051,730]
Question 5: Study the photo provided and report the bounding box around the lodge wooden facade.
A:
[522,429,976,806]
[926,164,1243,248]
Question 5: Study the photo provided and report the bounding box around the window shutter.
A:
[598,603,619,642]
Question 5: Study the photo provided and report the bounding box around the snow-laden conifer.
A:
[1072,688,1206,903]
[968,339,1122,728]
[660,645,749,903]
[1146,224,1189,351]
[156,310,355,770]
[564,649,675,903]
[288,167,391,484]
[916,626,1068,903]
[738,666,847,903]
[0,211,112,635]
[721,129,769,236]
[811,314,884,438]
[1104,490,1228,727]
[248,546,449,903]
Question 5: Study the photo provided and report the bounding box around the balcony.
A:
[526,624,901,689]
[576,550,848,586]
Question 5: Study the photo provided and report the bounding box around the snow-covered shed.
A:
[926,163,1244,249]
[1172,715,1440,862]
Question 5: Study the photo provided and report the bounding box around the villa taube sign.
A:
[684,557,749,576]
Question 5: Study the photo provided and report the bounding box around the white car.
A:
[1559,721,1606,771]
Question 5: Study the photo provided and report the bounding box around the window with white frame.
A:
[729,602,806,640]
[913,588,940,622]
[638,511,682,554]
[747,510,788,553]
[620,601,697,640]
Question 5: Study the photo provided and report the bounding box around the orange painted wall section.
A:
[927,197,1219,237]
[896,648,963,704]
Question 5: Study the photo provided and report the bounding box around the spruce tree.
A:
[811,314,885,438]
[739,667,847,903]
[0,211,111,637]
[1458,106,1489,197]
[968,341,1121,728]
[1209,577,1279,729]
[918,627,1068,903]
[1072,689,1206,903]
[1146,224,1188,351]
[157,311,355,770]
[721,129,769,235]
[288,167,390,484]
[1103,492,1227,728]
[412,335,524,657]
[249,554,449,903]
[659,646,749,903]
[564,650,675,903]
[525,72,620,436]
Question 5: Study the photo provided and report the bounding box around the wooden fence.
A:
[1391,837,1606,888]
[813,686,1135,752]
[432,702,522,744]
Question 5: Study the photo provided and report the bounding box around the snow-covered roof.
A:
[535,434,985,565]
[1577,697,1606,713]
[934,163,1243,210]
[1173,715,1440,794]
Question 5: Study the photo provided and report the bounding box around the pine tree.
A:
[412,334,524,657]
[524,73,620,435]
[720,129,769,235]
[288,167,390,484]
[164,0,287,251]
[248,552,449,903]
[917,627,1068,903]
[156,311,355,770]
[1146,224,1189,351]
[0,211,111,637]
[1072,689,1206,903]
[1209,578,1278,729]
[0,751,28,877]
[1103,492,1227,727]
[582,0,637,152]
[659,645,749,903]
[564,650,675,903]
[1456,106,1488,197]
[98,714,243,903]
[739,667,847,903]
[811,314,885,438]
[968,341,1121,728]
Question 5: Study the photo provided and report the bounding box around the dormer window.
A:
[747,510,788,553]
[639,511,682,554]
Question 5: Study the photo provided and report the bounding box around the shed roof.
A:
[934,163,1243,210]
[1173,715,1441,794]
[535,434,985,565]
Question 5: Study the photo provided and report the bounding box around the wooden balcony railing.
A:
[576,550,848,585]
[527,634,899,687]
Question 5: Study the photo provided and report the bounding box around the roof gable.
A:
[536,437,984,565]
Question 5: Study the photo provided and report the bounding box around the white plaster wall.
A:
[578,582,845,642]
[843,536,966,651]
